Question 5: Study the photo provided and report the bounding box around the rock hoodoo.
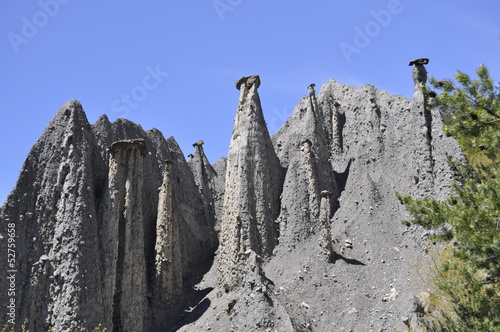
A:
[100,139,149,331]
[307,83,316,97]
[0,66,463,331]
[235,74,261,91]
[217,75,285,291]
[409,58,429,92]
[319,190,335,261]
[188,140,217,230]
[409,58,436,195]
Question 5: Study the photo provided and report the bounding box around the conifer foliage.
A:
[398,65,500,331]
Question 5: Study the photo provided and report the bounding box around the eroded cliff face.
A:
[178,75,461,332]
[100,139,150,331]
[260,78,461,332]
[0,71,462,332]
[0,101,217,331]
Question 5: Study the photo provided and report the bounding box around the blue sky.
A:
[1,0,499,203]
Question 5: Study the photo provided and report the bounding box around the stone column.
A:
[409,58,435,193]
[300,139,321,223]
[189,141,216,229]
[410,58,429,94]
[217,75,284,291]
[319,190,334,261]
[101,139,148,331]
[154,160,182,309]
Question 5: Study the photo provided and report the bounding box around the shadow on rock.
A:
[165,288,213,332]
[334,253,366,266]
[334,158,352,197]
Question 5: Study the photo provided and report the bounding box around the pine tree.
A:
[398,65,500,331]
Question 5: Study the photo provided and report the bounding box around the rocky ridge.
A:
[0,68,461,331]
[0,104,217,331]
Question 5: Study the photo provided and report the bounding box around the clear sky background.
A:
[0,0,499,203]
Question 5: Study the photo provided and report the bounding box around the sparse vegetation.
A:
[1,322,14,332]
[94,323,107,332]
[1,319,29,332]
[398,65,500,331]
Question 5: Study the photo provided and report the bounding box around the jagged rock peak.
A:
[96,113,110,123]
[45,99,91,133]
[57,99,84,114]
[217,75,285,291]
[188,140,217,229]
[190,139,215,179]
[0,100,217,331]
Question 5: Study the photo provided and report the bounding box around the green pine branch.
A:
[398,65,500,331]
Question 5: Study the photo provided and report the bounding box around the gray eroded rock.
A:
[180,74,460,332]
[100,139,149,331]
[153,160,183,311]
[265,77,461,331]
[319,190,335,261]
[0,69,462,331]
[211,157,227,233]
[217,75,285,291]
[273,87,339,251]
[0,101,217,331]
[188,141,217,230]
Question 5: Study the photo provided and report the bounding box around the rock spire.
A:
[101,139,149,331]
[217,75,284,291]
[409,58,429,92]
[188,140,217,229]
[153,160,183,311]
